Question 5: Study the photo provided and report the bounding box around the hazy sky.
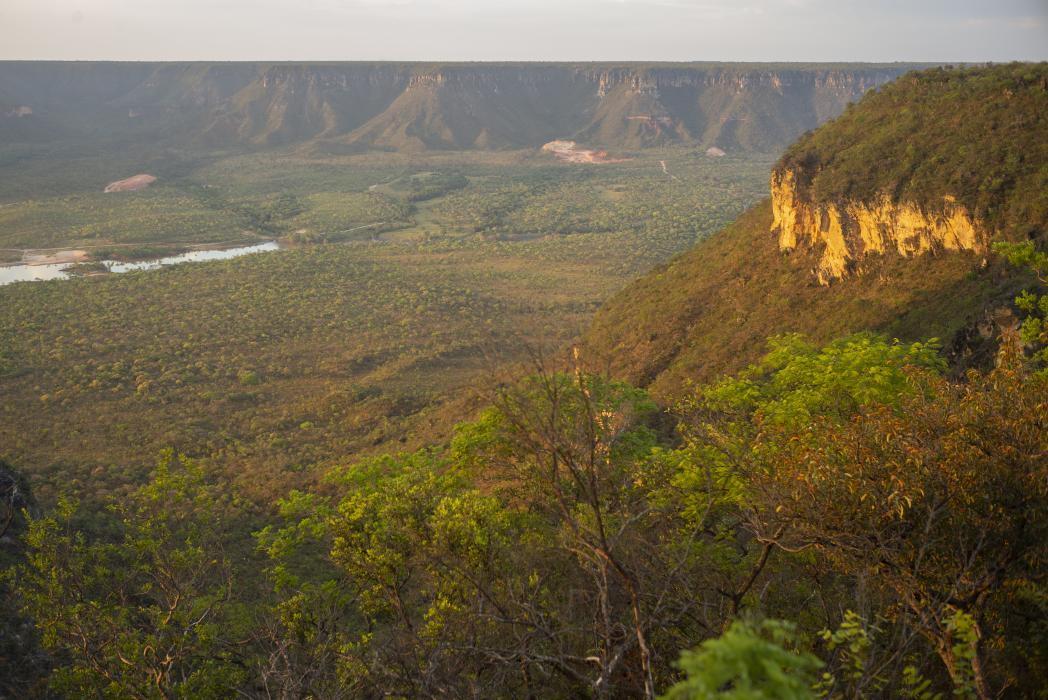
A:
[1,0,1046,62]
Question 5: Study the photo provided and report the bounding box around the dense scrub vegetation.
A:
[3,326,1045,697]
[0,241,602,507]
[0,150,767,510]
[387,171,470,202]
[778,63,1048,238]
[0,148,768,255]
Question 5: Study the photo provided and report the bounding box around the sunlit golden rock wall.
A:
[771,168,984,284]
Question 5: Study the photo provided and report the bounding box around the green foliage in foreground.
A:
[693,332,945,427]
[662,619,822,700]
[15,452,248,698]
[6,330,1046,698]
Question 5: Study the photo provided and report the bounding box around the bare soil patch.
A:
[22,249,89,265]
[541,141,629,164]
[104,174,157,193]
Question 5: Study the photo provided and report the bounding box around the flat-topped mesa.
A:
[0,61,924,152]
[770,167,986,284]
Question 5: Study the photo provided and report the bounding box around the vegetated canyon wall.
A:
[583,64,1047,394]
[0,62,925,152]
[770,167,985,284]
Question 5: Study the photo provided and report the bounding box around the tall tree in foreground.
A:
[741,333,1048,698]
[258,359,760,698]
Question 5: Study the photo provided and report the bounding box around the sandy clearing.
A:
[541,140,629,164]
[22,249,89,266]
[104,174,157,193]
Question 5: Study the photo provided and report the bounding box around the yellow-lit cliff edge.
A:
[770,168,986,284]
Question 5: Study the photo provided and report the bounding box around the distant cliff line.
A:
[0,61,930,153]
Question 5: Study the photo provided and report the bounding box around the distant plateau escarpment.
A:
[0,62,925,153]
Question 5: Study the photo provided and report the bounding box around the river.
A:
[0,242,281,286]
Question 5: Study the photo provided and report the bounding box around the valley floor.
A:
[0,144,771,508]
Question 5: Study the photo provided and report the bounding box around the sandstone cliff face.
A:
[770,168,985,284]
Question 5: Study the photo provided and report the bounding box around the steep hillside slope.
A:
[584,63,1047,397]
[0,62,919,153]
[201,64,409,146]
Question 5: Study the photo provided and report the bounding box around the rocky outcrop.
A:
[771,168,985,284]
